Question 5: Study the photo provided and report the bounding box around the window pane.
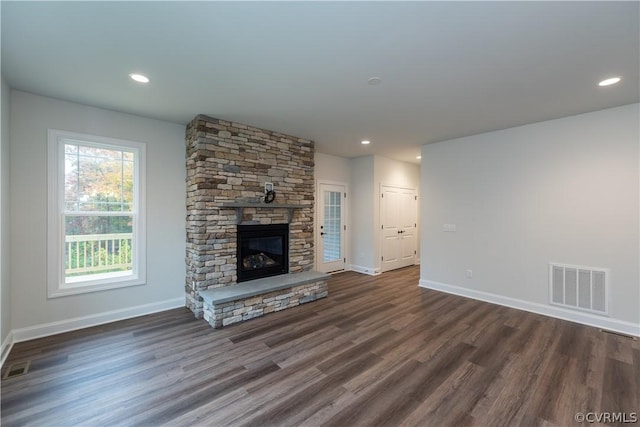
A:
[64,215,133,280]
[78,145,122,160]
[64,152,79,210]
[323,190,342,262]
[65,144,78,155]
[64,143,134,213]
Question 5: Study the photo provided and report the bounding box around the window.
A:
[47,130,146,297]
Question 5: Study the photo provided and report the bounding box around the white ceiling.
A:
[2,1,638,164]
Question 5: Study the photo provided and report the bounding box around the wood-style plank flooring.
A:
[2,266,639,426]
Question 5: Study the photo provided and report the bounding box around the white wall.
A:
[375,155,421,191]
[1,76,11,355]
[314,152,351,269]
[347,155,421,274]
[315,152,351,184]
[10,91,186,339]
[374,155,421,267]
[348,156,376,272]
[420,104,639,333]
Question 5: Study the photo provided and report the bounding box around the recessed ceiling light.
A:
[367,77,382,86]
[129,73,150,83]
[416,155,422,160]
[361,140,371,145]
[598,77,621,87]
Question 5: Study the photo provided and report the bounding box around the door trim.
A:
[316,180,349,273]
[379,184,418,273]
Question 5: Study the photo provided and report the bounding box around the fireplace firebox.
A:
[237,224,289,282]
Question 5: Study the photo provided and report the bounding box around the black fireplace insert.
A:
[237,224,289,282]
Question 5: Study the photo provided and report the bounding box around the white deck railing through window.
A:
[65,233,133,276]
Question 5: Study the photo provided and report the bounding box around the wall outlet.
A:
[443,224,457,232]
[466,269,473,278]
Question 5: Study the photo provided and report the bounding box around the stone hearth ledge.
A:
[200,271,329,328]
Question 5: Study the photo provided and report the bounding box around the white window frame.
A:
[47,129,146,298]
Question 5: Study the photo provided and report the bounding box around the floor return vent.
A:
[3,360,30,379]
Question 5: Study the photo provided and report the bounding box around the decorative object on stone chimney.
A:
[264,182,276,204]
[264,190,276,204]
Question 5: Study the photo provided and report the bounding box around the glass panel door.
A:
[318,182,346,273]
[323,190,342,262]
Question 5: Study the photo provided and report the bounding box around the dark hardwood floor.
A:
[2,266,639,426]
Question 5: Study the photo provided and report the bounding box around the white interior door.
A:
[318,183,346,273]
[381,185,417,272]
[399,190,417,266]
[381,188,401,272]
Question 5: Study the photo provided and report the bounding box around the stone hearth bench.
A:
[200,271,330,328]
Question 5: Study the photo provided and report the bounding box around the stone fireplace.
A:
[184,115,328,327]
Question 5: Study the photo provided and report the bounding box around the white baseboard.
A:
[419,279,640,337]
[1,330,14,368]
[348,264,381,276]
[11,297,185,343]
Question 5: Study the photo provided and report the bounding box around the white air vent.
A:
[549,263,608,316]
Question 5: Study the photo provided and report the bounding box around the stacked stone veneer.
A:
[203,280,328,328]
[185,115,316,318]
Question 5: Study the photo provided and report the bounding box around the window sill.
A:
[48,274,146,298]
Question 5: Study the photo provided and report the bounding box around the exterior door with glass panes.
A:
[318,182,346,273]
